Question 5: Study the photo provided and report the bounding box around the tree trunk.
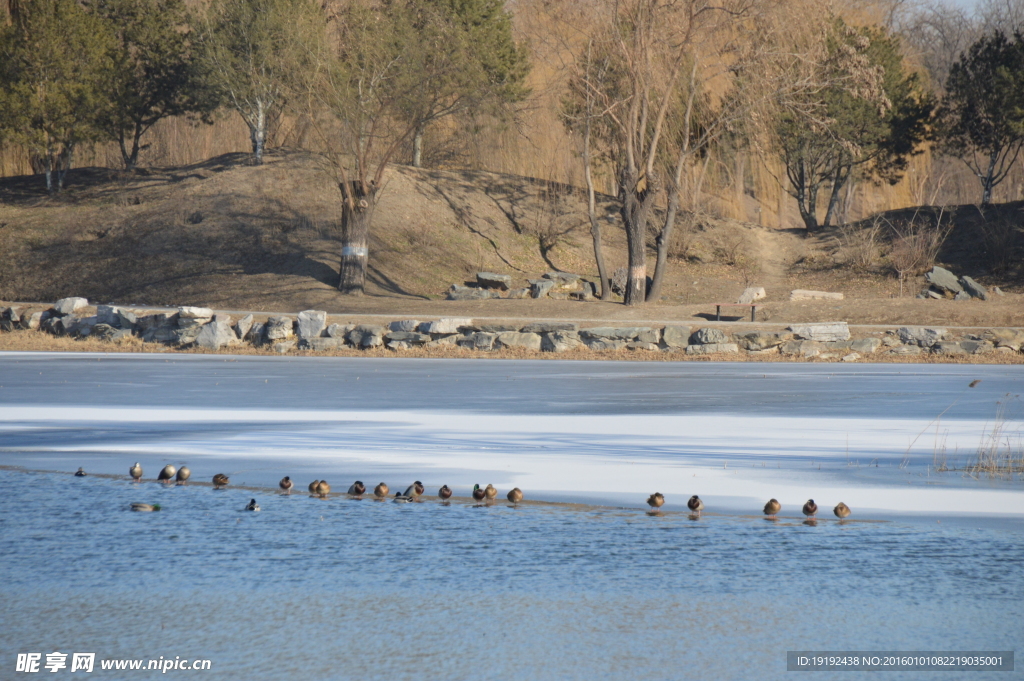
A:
[981,151,997,204]
[118,123,144,171]
[56,143,74,191]
[822,161,849,228]
[620,168,656,306]
[338,181,377,295]
[582,116,610,300]
[249,102,267,165]
[412,125,424,168]
[648,187,679,303]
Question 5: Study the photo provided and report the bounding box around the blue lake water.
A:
[0,354,1022,679]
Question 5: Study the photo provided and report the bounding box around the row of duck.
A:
[85,463,853,519]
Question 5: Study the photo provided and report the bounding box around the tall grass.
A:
[965,396,1024,479]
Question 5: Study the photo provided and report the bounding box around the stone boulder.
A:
[583,338,627,351]
[580,327,659,343]
[685,343,740,355]
[296,310,327,340]
[96,305,120,325]
[789,322,850,342]
[522,322,578,334]
[789,290,844,301]
[421,318,472,335]
[841,353,861,362]
[171,325,203,345]
[457,332,497,351]
[541,331,581,352]
[53,297,89,315]
[385,331,430,344]
[388,320,420,332]
[447,285,498,301]
[272,341,296,354]
[931,341,966,355]
[960,276,987,300]
[495,332,542,351]
[235,314,254,340]
[692,327,728,345]
[347,325,384,348]
[326,323,354,339]
[265,316,295,340]
[737,287,766,304]
[849,338,882,354]
[959,340,994,354]
[954,291,971,301]
[116,309,137,330]
[897,326,947,347]
[982,328,1024,351]
[779,340,823,357]
[662,326,691,349]
[24,311,44,330]
[735,331,789,351]
[543,271,581,289]
[246,322,266,345]
[91,324,132,342]
[305,338,344,352]
[476,272,512,291]
[925,266,963,294]
[528,279,555,298]
[195,320,238,350]
[889,345,922,355]
[506,287,532,299]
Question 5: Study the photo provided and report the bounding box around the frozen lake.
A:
[1,353,1022,679]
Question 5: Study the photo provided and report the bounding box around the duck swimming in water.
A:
[802,499,818,518]
[647,493,665,511]
[158,465,176,483]
[279,476,293,493]
[507,487,523,507]
[403,481,425,498]
[212,473,229,489]
[834,502,852,519]
[393,491,414,503]
[763,498,781,519]
[176,466,191,485]
[130,503,160,512]
[374,483,389,500]
[74,467,86,477]
[245,498,260,511]
[347,481,366,496]
[687,495,704,517]
[129,462,143,482]
[438,485,453,501]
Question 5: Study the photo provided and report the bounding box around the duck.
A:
[763,498,781,519]
[176,466,191,485]
[316,480,331,497]
[472,484,486,503]
[507,487,523,507]
[438,485,453,501]
[802,499,818,518]
[393,491,414,503]
[834,502,852,519]
[403,481,425,498]
[374,482,389,500]
[74,467,86,477]
[347,481,366,496]
[309,480,320,494]
[158,464,177,483]
[212,473,229,489]
[646,492,665,511]
[279,476,293,493]
[129,462,143,481]
[130,503,159,512]
[687,495,704,516]
[245,498,260,511]
[484,484,498,501]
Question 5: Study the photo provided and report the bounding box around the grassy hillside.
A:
[0,150,1021,327]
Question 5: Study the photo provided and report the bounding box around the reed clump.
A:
[964,396,1024,479]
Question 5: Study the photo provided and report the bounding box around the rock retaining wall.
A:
[2,299,1023,360]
